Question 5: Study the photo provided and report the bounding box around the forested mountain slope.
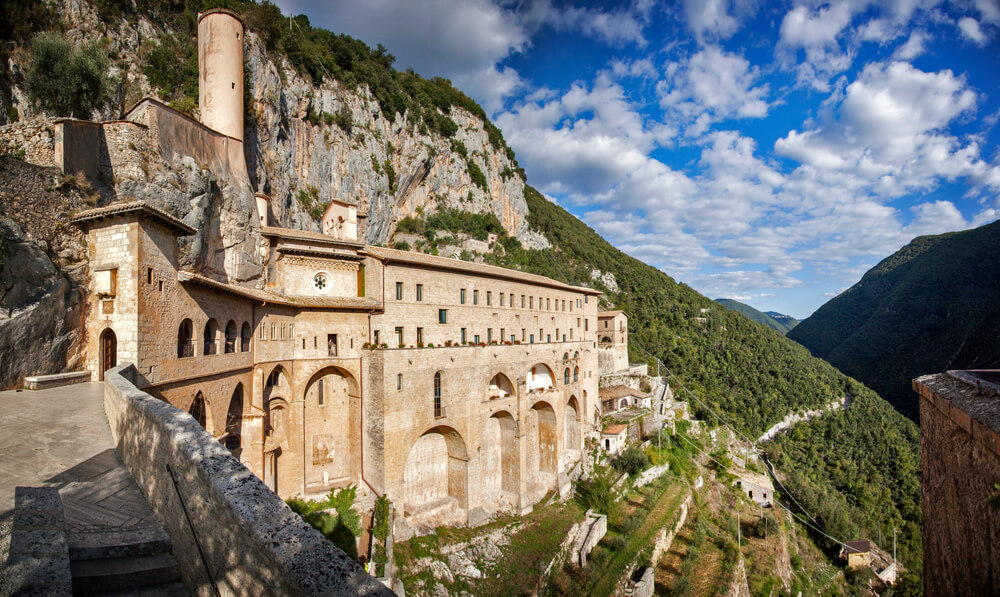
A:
[715,298,798,334]
[789,219,1000,422]
[2,0,922,572]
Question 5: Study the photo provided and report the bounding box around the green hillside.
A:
[478,189,922,568]
[715,298,798,334]
[766,311,799,332]
[788,219,1000,422]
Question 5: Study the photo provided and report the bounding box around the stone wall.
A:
[0,118,56,166]
[103,364,391,597]
[915,374,1000,597]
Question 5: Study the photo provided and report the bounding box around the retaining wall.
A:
[104,364,391,597]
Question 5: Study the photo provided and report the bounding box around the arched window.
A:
[574,366,579,382]
[224,320,237,354]
[564,368,570,384]
[562,352,569,361]
[574,351,579,359]
[240,322,251,352]
[178,319,194,358]
[433,372,443,418]
[204,319,219,355]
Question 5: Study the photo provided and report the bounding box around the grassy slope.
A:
[489,187,922,569]
[715,298,795,334]
[788,219,1000,422]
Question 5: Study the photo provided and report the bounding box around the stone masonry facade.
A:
[73,202,608,539]
[914,371,1000,596]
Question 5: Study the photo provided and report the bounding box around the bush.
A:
[612,446,650,476]
[466,160,488,191]
[26,34,112,118]
[332,108,353,134]
[393,241,411,251]
[574,466,618,517]
[142,34,197,106]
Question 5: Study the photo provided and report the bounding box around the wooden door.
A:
[100,328,117,381]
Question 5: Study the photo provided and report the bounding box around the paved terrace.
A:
[0,382,167,567]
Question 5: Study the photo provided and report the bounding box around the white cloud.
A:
[958,16,988,45]
[776,1,859,90]
[683,0,741,43]
[973,0,1000,25]
[893,30,930,59]
[520,0,651,47]
[658,46,770,137]
[452,65,524,116]
[774,61,999,196]
[610,57,657,80]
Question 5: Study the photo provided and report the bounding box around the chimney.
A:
[198,9,244,141]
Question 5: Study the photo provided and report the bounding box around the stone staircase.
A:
[59,450,187,596]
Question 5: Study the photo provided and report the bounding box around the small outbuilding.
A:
[734,471,774,507]
[601,424,629,454]
[599,385,651,414]
[842,540,872,569]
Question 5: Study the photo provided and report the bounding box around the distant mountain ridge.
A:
[788,219,1000,421]
[715,299,799,334]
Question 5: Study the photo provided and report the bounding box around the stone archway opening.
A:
[527,401,557,500]
[264,397,289,495]
[189,391,213,433]
[564,396,582,469]
[303,366,360,492]
[403,425,469,532]
[222,383,245,457]
[482,411,519,514]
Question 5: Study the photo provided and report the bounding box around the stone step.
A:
[68,530,173,561]
[93,580,190,597]
[70,552,182,594]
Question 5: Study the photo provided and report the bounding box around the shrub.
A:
[612,445,650,476]
[393,241,411,251]
[26,34,112,118]
[0,138,26,161]
[574,465,618,517]
[6,106,18,123]
[466,160,488,191]
[142,34,197,106]
[332,108,353,134]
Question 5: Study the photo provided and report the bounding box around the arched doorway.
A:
[99,328,116,381]
[482,411,519,513]
[189,391,211,431]
[264,397,289,495]
[223,384,244,457]
[403,426,469,530]
[528,401,557,500]
[303,366,360,491]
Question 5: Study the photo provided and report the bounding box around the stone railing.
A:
[103,364,391,597]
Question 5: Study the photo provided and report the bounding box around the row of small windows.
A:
[393,366,578,418]
[378,326,580,346]
[393,281,588,313]
[178,319,250,358]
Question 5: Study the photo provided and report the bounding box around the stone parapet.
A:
[1,486,72,596]
[103,364,392,597]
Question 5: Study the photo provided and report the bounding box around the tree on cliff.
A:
[25,34,112,119]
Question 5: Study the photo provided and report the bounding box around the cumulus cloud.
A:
[776,1,858,90]
[520,0,652,47]
[958,16,988,44]
[774,61,999,196]
[893,30,930,59]
[683,0,742,43]
[658,46,770,137]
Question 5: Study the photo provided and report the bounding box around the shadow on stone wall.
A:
[104,364,392,597]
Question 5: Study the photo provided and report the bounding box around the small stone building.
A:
[841,540,872,569]
[734,471,774,507]
[601,424,629,454]
[599,384,651,414]
[914,370,1000,596]
[597,311,629,375]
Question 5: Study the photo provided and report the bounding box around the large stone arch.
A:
[222,383,246,457]
[264,364,290,401]
[526,363,555,392]
[527,401,558,500]
[487,372,515,400]
[403,425,469,529]
[302,366,360,490]
[481,410,519,513]
[564,396,582,468]
[264,396,290,495]
[188,391,214,434]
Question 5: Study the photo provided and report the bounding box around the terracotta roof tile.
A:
[364,246,602,295]
[71,201,196,235]
[602,424,628,435]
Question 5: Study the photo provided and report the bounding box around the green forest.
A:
[715,298,798,334]
[789,219,1000,422]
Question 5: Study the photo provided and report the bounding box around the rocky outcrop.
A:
[3,0,542,257]
[0,218,86,389]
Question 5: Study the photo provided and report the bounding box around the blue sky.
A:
[277,0,1000,319]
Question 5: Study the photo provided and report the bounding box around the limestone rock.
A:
[0,219,85,389]
[590,269,620,293]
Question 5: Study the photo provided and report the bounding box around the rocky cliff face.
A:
[0,158,89,388]
[4,0,544,253]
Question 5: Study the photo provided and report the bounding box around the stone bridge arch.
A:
[403,425,469,529]
[481,410,519,514]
